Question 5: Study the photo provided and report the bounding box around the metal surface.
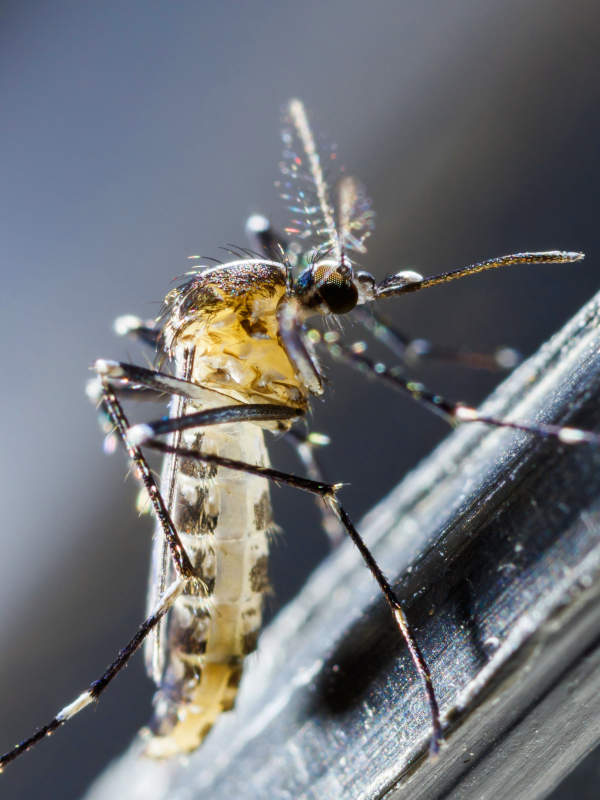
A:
[83,288,600,799]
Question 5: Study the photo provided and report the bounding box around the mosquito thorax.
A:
[294,260,376,315]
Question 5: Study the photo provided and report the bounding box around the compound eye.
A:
[318,271,359,314]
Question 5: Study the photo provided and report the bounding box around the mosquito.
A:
[0,97,593,772]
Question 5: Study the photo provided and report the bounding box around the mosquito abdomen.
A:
[143,392,275,758]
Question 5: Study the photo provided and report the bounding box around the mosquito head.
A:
[294,260,378,315]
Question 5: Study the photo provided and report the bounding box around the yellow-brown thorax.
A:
[160,261,310,413]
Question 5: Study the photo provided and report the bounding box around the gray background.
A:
[1,1,599,798]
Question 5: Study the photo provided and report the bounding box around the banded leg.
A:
[87,359,223,452]
[323,333,600,446]
[112,314,160,349]
[0,579,185,772]
[277,300,323,395]
[245,213,287,262]
[86,362,206,434]
[130,426,442,756]
[89,359,235,404]
[97,379,196,578]
[86,360,190,456]
[285,429,344,546]
[352,306,520,372]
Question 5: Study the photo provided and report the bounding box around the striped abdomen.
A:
[144,260,310,757]
[144,390,274,758]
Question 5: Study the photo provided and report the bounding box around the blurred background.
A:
[1,1,599,797]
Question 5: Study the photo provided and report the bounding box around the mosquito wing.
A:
[278,98,342,264]
[144,532,173,683]
[337,174,375,258]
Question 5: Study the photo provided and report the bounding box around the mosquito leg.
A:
[327,496,442,756]
[245,214,287,262]
[86,360,213,455]
[112,314,160,348]
[0,579,185,772]
[90,359,217,404]
[97,379,196,579]
[89,360,304,410]
[352,306,520,371]
[134,432,443,756]
[277,300,323,394]
[324,333,600,446]
[285,429,345,546]
[126,402,303,442]
[85,362,182,459]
